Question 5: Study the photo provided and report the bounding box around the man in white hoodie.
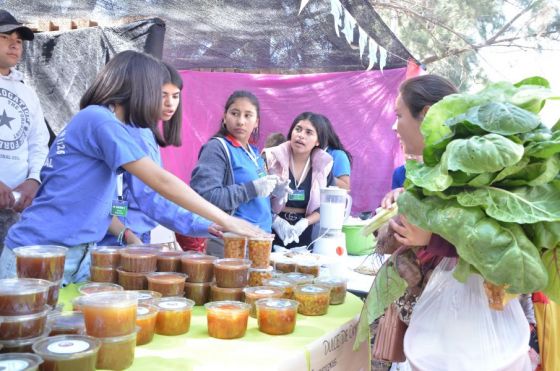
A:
[0,10,49,255]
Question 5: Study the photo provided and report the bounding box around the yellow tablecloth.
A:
[60,285,369,371]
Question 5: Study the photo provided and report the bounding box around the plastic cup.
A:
[213,258,251,288]
[0,278,52,316]
[0,353,43,371]
[32,334,100,371]
[223,233,247,259]
[14,245,67,281]
[155,297,195,336]
[78,282,123,296]
[314,276,347,305]
[204,301,251,339]
[81,291,138,337]
[247,236,273,268]
[256,298,299,335]
[294,284,331,316]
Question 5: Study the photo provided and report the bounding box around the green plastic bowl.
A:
[342,225,374,256]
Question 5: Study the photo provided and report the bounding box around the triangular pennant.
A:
[379,46,388,72]
[342,9,356,44]
[367,38,378,70]
[299,0,311,15]
[330,0,343,37]
[358,27,367,59]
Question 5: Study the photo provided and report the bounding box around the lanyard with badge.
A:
[242,144,267,178]
[288,156,310,202]
[111,173,128,217]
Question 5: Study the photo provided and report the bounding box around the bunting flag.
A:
[342,9,357,44]
[329,0,343,37]
[299,0,311,15]
[379,46,388,72]
[367,38,378,71]
[358,27,367,59]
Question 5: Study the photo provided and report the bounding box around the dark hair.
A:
[399,75,458,118]
[80,51,166,144]
[214,90,261,142]
[319,114,353,166]
[264,132,286,148]
[160,62,183,147]
[287,112,329,152]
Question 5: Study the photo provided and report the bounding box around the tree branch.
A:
[485,0,542,45]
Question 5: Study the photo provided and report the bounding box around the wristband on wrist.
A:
[117,227,130,246]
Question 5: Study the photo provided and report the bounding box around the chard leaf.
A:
[405,158,452,192]
[397,191,547,293]
[493,157,531,182]
[525,131,560,158]
[514,76,550,89]
[509,85,560,114]
[467,172,496,187]
[524,222,560,250]
[446,134,524,174]
[542,249,560,303]
[456,183,560,224]
[496,155,560,187]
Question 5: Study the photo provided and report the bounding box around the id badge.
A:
[111,199,128,216]
[288,189,305,202]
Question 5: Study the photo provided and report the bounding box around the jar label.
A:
[137,307,150,315]
[47,340,90,354]
[0,360,30,370]
[302,286,323,293]
[159,301,186,309]
[255,289,274,295]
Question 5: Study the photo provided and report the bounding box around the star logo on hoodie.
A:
[0,109,15,130]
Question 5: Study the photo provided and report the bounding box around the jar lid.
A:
[13,245,67,257]
[249,266,273,273]
[157,250,185,258]
[137,304,158,317]
[156,297,194,311]
[0,307,50,323]
[133,290,162,303]
[119,247,158,258]
[222,232,246,239]
[314,276,347,286]
[204,300,251,312]
[297,284,330,295]
[146,272,188,282]
[181,254,218,263]
[90,246,120,254]
[247,236,274,242]
[243,286,283,297]
[49,311,85,331]
[33,335,100,360]
[0,353,43,370]
[263,278,296,288]
[255,298,299,310]
[213,258,251,268]
[280,272,314,284]
[78,282,123,295]
[0,278,53,296]
[80,291,138,308]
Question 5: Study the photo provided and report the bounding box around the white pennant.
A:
[379,46,388,72]
[358,27,367,59]
[367,38,378,71]
[299,0,311,15]
[342,9,356,44]
[330,0,343,37]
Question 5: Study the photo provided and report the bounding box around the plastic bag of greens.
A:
[404,258,531,371]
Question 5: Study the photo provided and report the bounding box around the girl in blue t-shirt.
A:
[0,52,265,284]
[320,114,352,191]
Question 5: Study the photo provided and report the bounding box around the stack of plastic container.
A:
[90,246,121,283]
[211,258,251,302]
[117,247,159,290]
[181,254,217,305]
[247,236,274,286]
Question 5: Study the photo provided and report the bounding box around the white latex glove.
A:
[291,218,309,243]
[271,178,292,199]
[252,175,278,197]
[272,216,296,245]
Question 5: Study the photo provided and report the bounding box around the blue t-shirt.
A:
[99,127,212,246]
[224,138,272,232]
[392,165,406,189]
[5,105,147,248]
[326,148,351,178]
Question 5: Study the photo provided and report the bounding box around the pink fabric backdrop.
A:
[161,69,406,213]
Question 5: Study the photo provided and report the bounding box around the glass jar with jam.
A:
[119,247,158,273]
[223,233,247,259]
[0,353,43,371]
[243,286,283,318]
[14,245,67,281]
[256,298,299,335]
[81,291,138,338]
[49,311,85,336]
[247,237,273,268]
[248,266,273,287]
[96,330,138,370]
[204,301,250,339]
[294,285,331,316]
[213,258,251,288]
[89,266,117,283]
[32,334,101,371]
[133,290,163,305]
[117,268,147,290]
[0,278,52,316]
[185,282,212,306]
[181,254,217,283]
[78,282,123,296]
[273,257,296,273]
[156,251,185,272]
[295,260,321,277]
[155,297,195,336]
[90,246,121,268]
[279,272,314,286]
[0,307,49,340]
[136,304,158,346]
[146,272,187,297]
[314,276,347,305]
[210,285,245,302]
[262,278,296,299]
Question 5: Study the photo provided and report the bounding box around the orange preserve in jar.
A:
[155,297,194,336]
[314,276,347,305]
[78,282,123,296]
[213,259,251,288]
[243,286,283,318]
[14,245,67,281]
[294,285,331,316]
[295,260,320,277]
[90,246,121,268]
[181,255,217,283]
[262,278,296,299]
[146,272,187,297]
[247,237,273,268]
[222,233,247,259]
[0,278,52,316]
[89,266,117,283]
[119,247,158,273]
[96,330,138,370]
[156,251,185,272]
[256,298,299,335]
[185,282,212,306]
[248,266,273,287]
[136,304,158,345]
[205,301,250,339]
[32,335,101,371]
[117,268,147,290]
[273,257,296,273]
[81,291,138,337]
[210,285,245,302]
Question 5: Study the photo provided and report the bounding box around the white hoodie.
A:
[0,68,49,188]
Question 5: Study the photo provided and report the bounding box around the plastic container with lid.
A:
[13,245,67,281]
[155,297,194,336]
[248,266,274,287]
[279,272,314,286]
[0,353,43,371]
[89,266,117,283]
[119,247,158,273]
[96,329,138,370]
[0,327,50,354]
[78,282,123,296]
[184,282,212,306]
[71,296,85,312]
[90,246,121,268]
[205,301,251,339]
[247,236,273,268]
[213,258,251,288]
[146,272,187,297]
[81,291,138,338]
[136,304,158,346]
[222,233,247,259]
[156,251,185,272]
[47,280,62,308]
[0,307,49,340]
[294,285,331,316]
[210,285,245,302]
[180,255,217,283]
[32,334,100,371]
[295,260,321,277]
[0,278,52,316]
[256,298,299,335]
[263,278,296,299]
[49,311,85,336]
[117,268,147,290]
[243,286,283,318]
[314,276,347,305]
[273,257,296,273]
[133,290,163,304]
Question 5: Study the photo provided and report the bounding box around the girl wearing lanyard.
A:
[191,91,288,257]
[264,112,335,249]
